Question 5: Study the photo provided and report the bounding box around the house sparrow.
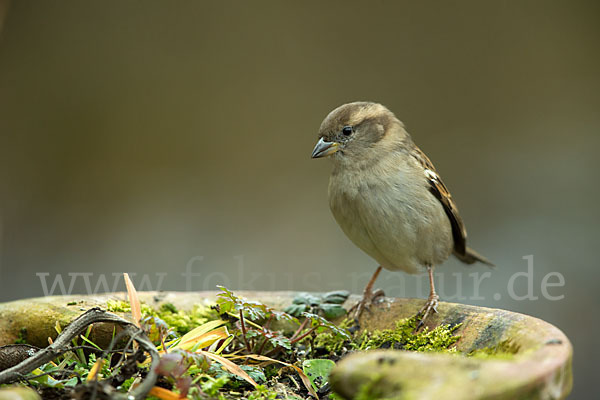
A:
[311,102,493,326]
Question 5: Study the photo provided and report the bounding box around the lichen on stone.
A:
[354,374,401,400]
[468,339,521,359]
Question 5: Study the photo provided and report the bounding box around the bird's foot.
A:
[416,293,439,330]
[350,288,385,321]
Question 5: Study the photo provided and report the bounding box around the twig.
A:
[107,329,139,373]
[264,315,274,331]
[288,375,301,390]
[255,333,269,355]
[290,327,317,345]
[239,310,252,353]
[226,311,263,330]
[0,307,160,400]
[290,318,309,342]
[263,319,313,359]
[253,315,274,355]
[69,345,130,354]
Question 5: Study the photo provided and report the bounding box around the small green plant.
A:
[5,282,470,400]
[247,384,278,400]
[302,358,336,392]
[285,290,350,319]
[215,285,350,359]
[216,286,297,355]
[198,374,230,397]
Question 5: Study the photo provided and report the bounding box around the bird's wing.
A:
[410,147,494,266]
[410,147,468,255]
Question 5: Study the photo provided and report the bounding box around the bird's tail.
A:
[454,247,494,267]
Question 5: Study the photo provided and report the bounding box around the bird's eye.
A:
[342,126,353,136]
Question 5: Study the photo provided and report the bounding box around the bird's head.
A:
[311,102,408,166]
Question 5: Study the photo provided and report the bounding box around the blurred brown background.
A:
[0,1,598,397]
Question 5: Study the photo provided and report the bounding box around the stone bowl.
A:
[0,291,572,399]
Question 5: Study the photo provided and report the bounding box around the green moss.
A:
[105,300,132,313]
[315,316,460,356]
[155,303,220,335]
[314,318,356,353]
[14,328,28,344]
[360,316,460,353]
[159,302,178,313]
[105,300,219,335]
[468,339,520,359]
[354,374,402,400]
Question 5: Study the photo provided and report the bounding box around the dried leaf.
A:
[231,354,318,398]
[54,321,62,335]
[170,320,229,351]
[86,358,105,381]
[124,273,141,327]
[148,386,186,399]
[197,350,257,388]
[183,327,229,352]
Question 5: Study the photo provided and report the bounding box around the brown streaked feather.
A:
[410,147,494,266]
[410,147,467,254]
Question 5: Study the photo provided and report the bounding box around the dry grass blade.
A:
[197,350,257,388]
[180,326,229,352]
[86,358,105,381]
[124,273,142,327]
[170,320,229,351]
[148,386,187,399]
[231,354,318,398]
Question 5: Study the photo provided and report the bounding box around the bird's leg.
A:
[351,265,385,320]
[417,265,439,329]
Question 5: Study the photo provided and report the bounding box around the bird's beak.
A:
[311,138,339,158]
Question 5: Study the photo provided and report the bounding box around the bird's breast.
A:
[327,160,453,272]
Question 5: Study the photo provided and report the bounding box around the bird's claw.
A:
[415,294,439,330]
[350,288,385,320]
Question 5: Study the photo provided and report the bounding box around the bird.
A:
[311,101,493,326]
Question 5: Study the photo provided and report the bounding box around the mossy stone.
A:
[0,291,572,399]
